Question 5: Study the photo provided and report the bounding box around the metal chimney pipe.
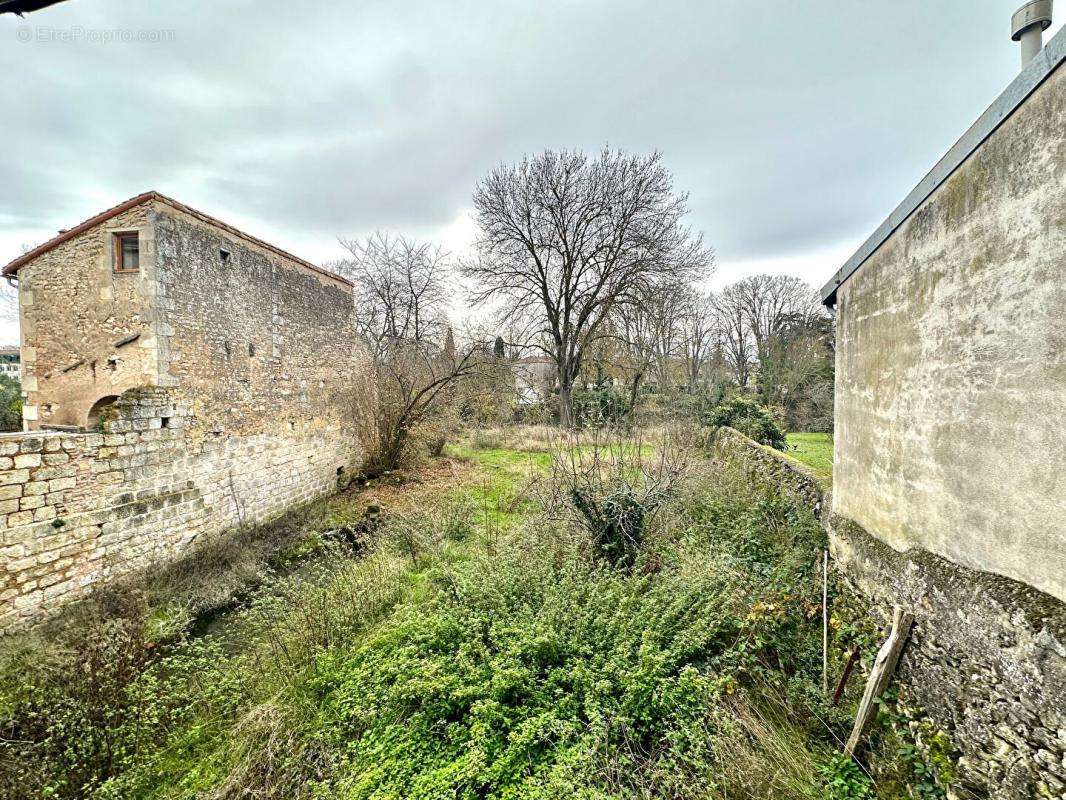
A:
[1012,0,1053,67]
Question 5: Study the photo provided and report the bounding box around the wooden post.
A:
[822,549,829,695]
[844,606,913,757]
[832,646,862,706]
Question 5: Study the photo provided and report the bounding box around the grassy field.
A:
[784,432,834,484]
[0,429,940,800]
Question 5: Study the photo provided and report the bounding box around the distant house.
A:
[820,19,1064,795]
[511,356,555,405]
[0,346,19,380]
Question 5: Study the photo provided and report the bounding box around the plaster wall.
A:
[833,63,1066,602]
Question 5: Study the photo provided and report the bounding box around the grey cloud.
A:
[0,0,1046,279]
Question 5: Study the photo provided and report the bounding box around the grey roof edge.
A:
[820,25,1066,306]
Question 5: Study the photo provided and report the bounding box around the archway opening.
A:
[86,395,120,430]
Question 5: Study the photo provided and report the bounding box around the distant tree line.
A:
[334,147,835,444]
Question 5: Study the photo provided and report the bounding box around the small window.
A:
[114,232,139,272]
[219,248,231,266]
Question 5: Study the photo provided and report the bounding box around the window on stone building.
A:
[219,248,231,266]
[113,232,139,272]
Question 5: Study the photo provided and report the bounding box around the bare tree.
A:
[333,233,494,472]
[333,232,451,359]
[729,274,821,361]
[351,340,484,476]
[616,282,691,407]
[712,284,756,389]
[464,148,711,426]
[677,290,718,391]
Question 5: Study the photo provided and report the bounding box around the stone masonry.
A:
[1,193,366,627]
[713,427,1066,800]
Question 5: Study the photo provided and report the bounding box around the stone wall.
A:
[831,59,1066,603]
[4,195,368,627]
[0,387,358,629]
[713,427,1066,800]
[18,203,161,429]
[711,426,827,514]
[829,514,1066,799]
[152,203,360,437]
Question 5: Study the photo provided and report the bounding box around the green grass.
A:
[784,432,833,484]
[1,432,942,800]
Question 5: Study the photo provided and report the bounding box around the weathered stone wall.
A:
[0,387,358,629]
[713,428,1066,800]
[711,426,827,514]
[4,196,366,627]
[17,204,162,429]
[829,514,1066,799]
[152,203,360,437]
[832,62,1066,602]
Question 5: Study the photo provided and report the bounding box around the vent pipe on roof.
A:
[1012,0,1053,67]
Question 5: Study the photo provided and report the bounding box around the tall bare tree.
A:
[729,274,821,361]
[678,290,718,391]
[464,148,710,426]
[712,284,756,389]
[617,282,692,407]
[334,232,451,358]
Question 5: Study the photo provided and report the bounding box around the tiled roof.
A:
[1,191,352,289]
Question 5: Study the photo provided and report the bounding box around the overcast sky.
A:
[1,0,1061,343]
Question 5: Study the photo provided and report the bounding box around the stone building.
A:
[0,192,365,628]
[820,21,1064,799]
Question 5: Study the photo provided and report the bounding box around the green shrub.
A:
[819,753,873,799]
[569,481,664,569]
[701,395,787,450]
[0,374,21,432]
[571,384,631,427]
[548,429,689,571]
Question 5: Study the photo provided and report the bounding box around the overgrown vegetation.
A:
[701,394,788,450]
[0,430,942,799]
[0,374,21,431]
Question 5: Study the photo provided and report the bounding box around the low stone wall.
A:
[830,515,1066,799]
[712,427,1066,799]
[0,387,359,629]
[711,426,828,514]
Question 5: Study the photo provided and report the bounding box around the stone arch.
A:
[86,394,120,430]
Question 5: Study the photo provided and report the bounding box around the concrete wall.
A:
[832,62,1066,602]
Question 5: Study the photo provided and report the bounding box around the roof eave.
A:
[1,191,353,290]
[820,25,1066,307]
[2,191,156,278]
